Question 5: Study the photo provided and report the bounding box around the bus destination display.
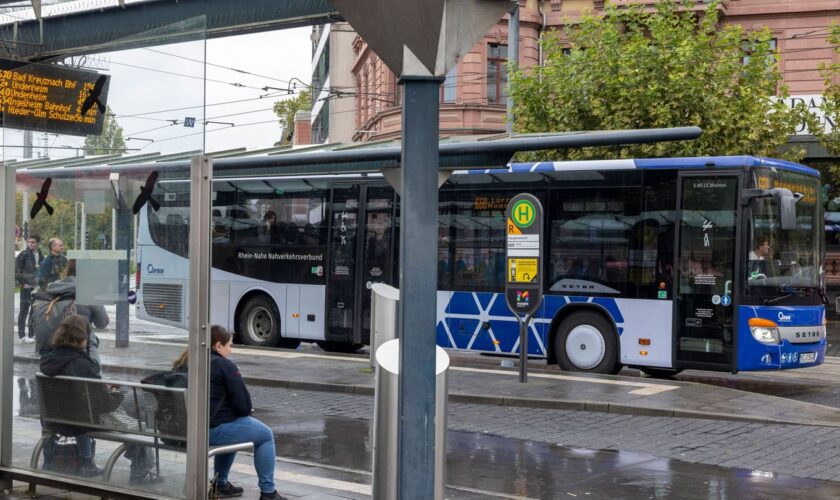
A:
[0,59,110,136]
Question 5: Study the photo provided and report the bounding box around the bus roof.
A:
[500,156,819,177]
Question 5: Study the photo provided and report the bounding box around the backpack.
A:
[141,371,188,447]
[30,290,76,353]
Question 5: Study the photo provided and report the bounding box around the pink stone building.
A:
[312,0,839,150]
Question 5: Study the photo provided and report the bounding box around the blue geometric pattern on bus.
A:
[438,292,626,357]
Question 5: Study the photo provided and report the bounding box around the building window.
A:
[487,43,508,104]
[441,66,457,103]
[313,40,330,97]
[312,101,329,144]
[742,38,777,66]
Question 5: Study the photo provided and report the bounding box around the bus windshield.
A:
[746,169,821,289]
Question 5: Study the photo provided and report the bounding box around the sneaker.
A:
[129,470,164,485]
[210,480,244,498]
[258,491,287,500]
[23,337,36,344]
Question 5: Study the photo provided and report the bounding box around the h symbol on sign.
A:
[516,205,531,220]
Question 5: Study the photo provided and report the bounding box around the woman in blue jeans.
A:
[209,325,284,500]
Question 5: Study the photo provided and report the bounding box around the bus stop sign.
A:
[505,193,543,316]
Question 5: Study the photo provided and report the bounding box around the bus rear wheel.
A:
[238,295,301,349]
[554,311,620,374]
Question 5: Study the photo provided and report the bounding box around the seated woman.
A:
[209,325,284,500]
[40,315,160,484]
[39,314,104,477]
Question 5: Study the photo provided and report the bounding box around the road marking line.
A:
[234,462,541,499]
[453,366,679,395]
[232,462,373,495]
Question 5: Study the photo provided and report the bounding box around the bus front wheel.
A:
[238,295,301,349]
[554,312,620,374]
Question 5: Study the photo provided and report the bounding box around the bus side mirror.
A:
[772,188,798,231]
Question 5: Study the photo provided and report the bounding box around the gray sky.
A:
[3,27,312,161]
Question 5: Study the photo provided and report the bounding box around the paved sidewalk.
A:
[14,335,840,428]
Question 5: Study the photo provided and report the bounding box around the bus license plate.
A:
[800,352,817,364]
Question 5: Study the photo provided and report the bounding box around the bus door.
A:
[326,184,396,345]
[674,174,740,370]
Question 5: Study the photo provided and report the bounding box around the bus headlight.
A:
[750,326,780,344]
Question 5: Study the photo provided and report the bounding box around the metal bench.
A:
[31,372,253,491]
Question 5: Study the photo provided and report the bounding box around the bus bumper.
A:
[737,305,826,371]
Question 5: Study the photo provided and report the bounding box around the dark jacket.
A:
[40,346,107,436]
[39,278,105,367]
[15,248,43,288]
[40,346,101,379]
[46,278,109,329]
[209,352,253,428]
[37,253,67,290]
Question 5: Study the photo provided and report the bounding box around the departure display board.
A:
[0,58,110,136]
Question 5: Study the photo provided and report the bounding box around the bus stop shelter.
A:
[0,1,701,498]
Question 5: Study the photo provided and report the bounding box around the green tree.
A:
[509,0,810,161]
[273,88,312,145]
[813,23,840,156]
[83,106,126,156]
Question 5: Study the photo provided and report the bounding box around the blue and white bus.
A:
[136,155,826,375]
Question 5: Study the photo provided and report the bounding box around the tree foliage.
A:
[811,23,840,156]
[273,89,312,145]
[509,0,814,161]
[83,106,126,156]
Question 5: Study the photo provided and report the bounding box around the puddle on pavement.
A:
[261,413,840,499]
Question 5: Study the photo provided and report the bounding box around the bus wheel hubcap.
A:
[247,307,273,341]
[566,325,606,370]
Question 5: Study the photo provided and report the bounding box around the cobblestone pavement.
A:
[251,385,840,484]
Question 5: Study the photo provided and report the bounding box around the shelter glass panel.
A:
[5,17,207,499]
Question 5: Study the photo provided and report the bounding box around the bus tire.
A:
[238,295,300,349]
[554,311,620,374]
[639,367,683,379]
[316,341,364,353]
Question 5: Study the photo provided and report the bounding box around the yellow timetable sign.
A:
[0,58,109,136]
[508,258,538,283]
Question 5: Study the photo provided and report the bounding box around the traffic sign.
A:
[505,193,543,316]
[505,193,544,384]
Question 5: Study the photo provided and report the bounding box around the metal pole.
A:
[519,314,529,383]
[74,202,78,249]
[0,165,16,486]
[187,155,212,499]
[111,208,117,250]
[21,191,30,240]
[115,207,131,348]
[506,2,519,134]
[375,340,449,500]
[397,75,442,500]
[80,203,87,250]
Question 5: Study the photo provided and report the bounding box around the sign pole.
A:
[504,193,544,383]
[518,313,531,383]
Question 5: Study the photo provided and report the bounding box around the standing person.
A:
[209,325,284,500]
[37,238,67,290]
[15,235,43,343]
